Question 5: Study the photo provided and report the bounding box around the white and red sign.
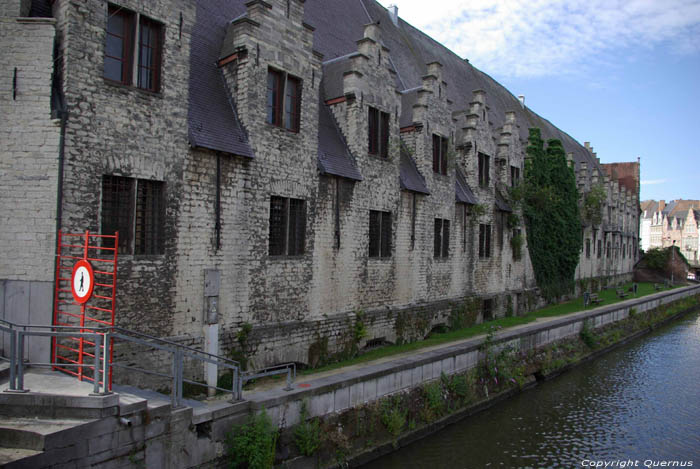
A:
[71,259,94,304]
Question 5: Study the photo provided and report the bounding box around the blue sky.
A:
[376,0,700,201]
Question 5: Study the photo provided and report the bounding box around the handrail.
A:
[0,319,297,407]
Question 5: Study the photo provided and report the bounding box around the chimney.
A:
[388,4,399,26]
[517,95,525,108]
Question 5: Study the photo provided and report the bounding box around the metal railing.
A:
[1,319,297,407]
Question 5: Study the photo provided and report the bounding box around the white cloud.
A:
[641,179,669,185]
[379,0,700,78]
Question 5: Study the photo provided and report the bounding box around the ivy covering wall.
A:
[522,128,582,300]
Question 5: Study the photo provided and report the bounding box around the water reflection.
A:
[364,313,700,468]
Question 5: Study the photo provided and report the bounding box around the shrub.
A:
[228,408,277,469]
[293,401,321,457]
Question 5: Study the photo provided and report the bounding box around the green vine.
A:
[522,128,582,301]
[511,233,524,260]
[582,184,606,226]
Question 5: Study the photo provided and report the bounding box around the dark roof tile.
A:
[399,144,429,194]
[318,99,362,181]
[188,1,253,158]
[455,167,477,204]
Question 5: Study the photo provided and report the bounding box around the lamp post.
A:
[671,240,675,286]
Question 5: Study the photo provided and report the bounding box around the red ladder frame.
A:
[52,230,118,387]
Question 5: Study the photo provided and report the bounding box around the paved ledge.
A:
[245,284,700,421]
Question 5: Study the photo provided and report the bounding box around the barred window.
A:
[479,223,491,258]
[434,219,450,258]
[432,134,448,175]
[368,107,389,158]
[101,175,164,255]
[269,196,306,256]
[369,210,391,258]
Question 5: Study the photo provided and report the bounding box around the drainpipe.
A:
[215,152,221,251]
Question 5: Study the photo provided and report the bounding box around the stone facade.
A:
[0,0,640,372]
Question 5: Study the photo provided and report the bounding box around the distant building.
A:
[641,200,700,264]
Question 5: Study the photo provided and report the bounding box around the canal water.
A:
[364,311,700,468]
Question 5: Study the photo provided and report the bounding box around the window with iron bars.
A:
[434,218,450,258]
[269,196,306,256]
[369,210,392,258]
[101,175,164,255]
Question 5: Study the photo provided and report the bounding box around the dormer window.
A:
[432,134,448,175]
[266,68,301,132]
[104,4,163,92]
[368,107,389,157]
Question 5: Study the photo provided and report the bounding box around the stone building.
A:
[1,0,640,370]
[641,199,700,264]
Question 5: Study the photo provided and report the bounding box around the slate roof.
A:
[185,0,620,180]
[495,189,513,212]
[455,167,477,205]
[188,1,253,158]
[317,98,363,181]
[399,144,429,194]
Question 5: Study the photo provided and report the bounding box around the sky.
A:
[376,0,700,202]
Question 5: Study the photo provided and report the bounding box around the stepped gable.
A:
[187,0,253,158]
[304,0,599,173]
[317,97,363,181]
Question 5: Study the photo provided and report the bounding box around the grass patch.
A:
[300,282,679,377]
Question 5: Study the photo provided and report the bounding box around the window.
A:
[512,228,522,260]
[434,219,450,258]
[101,175,164,255]
[266,69,301,132]
[607,241,611,258]
[478,153,490,187]
[622,243,626,259]
[269,196,306,256]
[586,239,591,259]
[368,107,389,158]
[510,165,520,187]
[369,210,391,258]
[479,224,491,258]
[432,134,448,175]
[104,4,163,92]
[597,239,602,258]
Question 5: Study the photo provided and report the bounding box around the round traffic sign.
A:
[71,260,94,304]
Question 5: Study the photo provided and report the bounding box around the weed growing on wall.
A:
[293,401,321,457]
[522,128,582,301]
[227,408,278,469]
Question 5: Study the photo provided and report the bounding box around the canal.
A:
[364,311,700,468]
